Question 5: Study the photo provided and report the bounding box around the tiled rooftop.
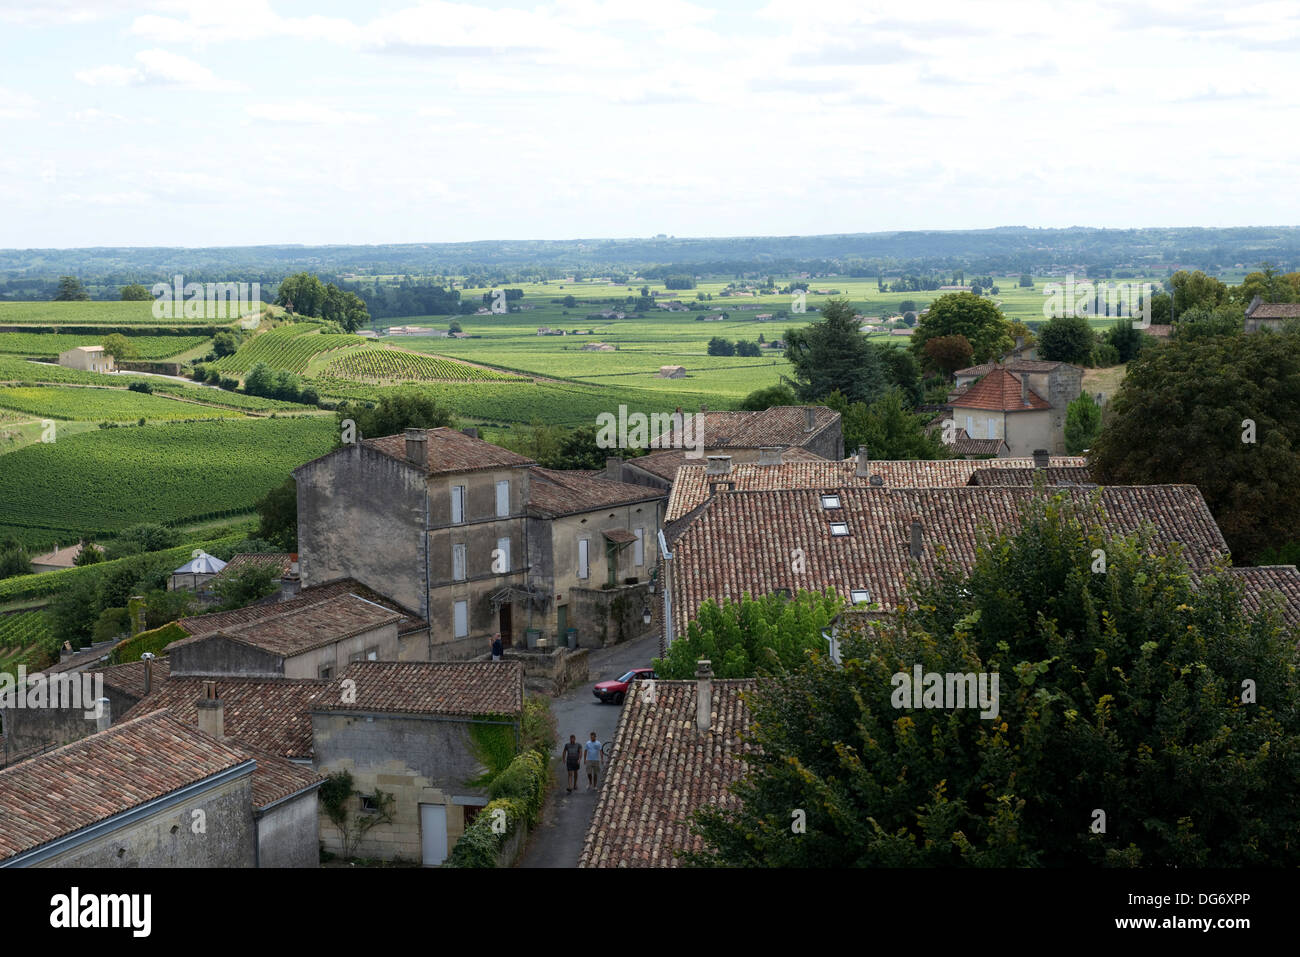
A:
[526,467,666,518]
[171,594,400,659]
[656,406,839,450]
[177,578,426,637]
[0,711,252,862]
[967,466,1095,486]
[99,657,171,700]
[668,484,1228,636]
[954,358,1070,377]
[363,427,534,475]
[121,677,330,758]
[665,456,1088,522]
[579,679,755,868]
[213,552,294,579]
[1226,566,1300,628]
[950,368,1051,413]
[316,661,524,717]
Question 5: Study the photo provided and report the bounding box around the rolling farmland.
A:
[0,300,253,326]
[318,346,527,382]
[210,323,365,375]
[0,386,245,421]
[0,333,209,359]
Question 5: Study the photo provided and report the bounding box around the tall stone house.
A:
[950,361,1082,455]
[294,427,665,658]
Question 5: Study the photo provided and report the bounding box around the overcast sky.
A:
[1,0,1296,247]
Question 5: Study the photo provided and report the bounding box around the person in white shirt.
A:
[583,732,603,791]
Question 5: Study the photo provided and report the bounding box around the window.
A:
[451,485,466,525]
[633,527,645,567]
[318,665,333,680]
[366,646,379,661]
[495,480,510,517]
[578,539,589,580]
[987,417,997,439]
[496,537,511,574]
[452,543,467,581]
[454,600,468,638]
[965,415,973,437]
[348,651,363,663]
[360,796,380,813]
[820,494,841,509]
[829,522,850,537]
[850,589,870,604]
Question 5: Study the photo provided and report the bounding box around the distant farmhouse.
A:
[1244,296,1300,333]
[656,365,686,378]
[58,345,114,373]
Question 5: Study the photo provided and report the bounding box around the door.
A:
[557,604,567,642]
[420,804,448,867]
[499,603,512,648]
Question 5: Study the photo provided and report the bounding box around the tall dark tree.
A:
[783,298,885,404]
[335,390,456,444]
[256,478,298,551]
[909,292,1012,364]
[54,276,90,301]
[1037,314,1095,364]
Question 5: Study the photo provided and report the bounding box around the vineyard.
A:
[0,333,209,360]
[0,416,336,550]
[318,346,527,383]
[0,610,53,670]
[210,323,364,375]
[0,301,251,326]
[0,386,245,421]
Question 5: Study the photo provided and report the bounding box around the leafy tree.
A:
[139,587,194,630]
[101,333,136,361]
[276,272,326,316]
[536,424,621,471]
[243,361,275,398]
[872,343,923,406]
[1063,392,1101,454]
[270,369,301,402]
[687,494,1300,867]
[73,541,104,566]
[212,331,240,357]
[922,334,974,376]
[105,524,180,560]
[1006,320,1036,349]
[1146,292,1172,324]
[1170,269,1228,314]
[1091,331,1300,563]
[734,340,762,357]
[0,538,32,579]
[784,298,885,404]
[826,388,949,460]
[256,478,298,551]
[336,391,455,442]
[909,292,1012,365]
[707,337,735,357]
[1173,304,1243,340]
[1037,314,1095,364]
[50,577,101,648]
[1103,319,1145,362]
[448,321,462,334]
[120,284,151,301]
[1233,263,1296,306]
[210,563,282,610]
[54,276,90,301]
[740,384,797,411]
[1019,274,1034,288]
[653,590,842,679]
[92,607,131,643]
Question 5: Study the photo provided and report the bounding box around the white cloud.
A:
[245,101,378,126]
[0,87,39,120]
[75,49,244,91]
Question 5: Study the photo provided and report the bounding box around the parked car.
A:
[593,668,656,704]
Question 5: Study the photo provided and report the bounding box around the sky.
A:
[1,0,1297,247]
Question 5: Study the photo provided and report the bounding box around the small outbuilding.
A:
[170,551,227,591]
[58,345,114,373]
[656,365,686,378]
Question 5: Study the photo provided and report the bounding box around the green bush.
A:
[109,621,188,664]
[447,750,549,867]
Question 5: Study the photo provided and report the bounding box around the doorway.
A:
[420,804,448,866]
[498,603,512,648]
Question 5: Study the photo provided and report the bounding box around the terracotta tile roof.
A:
[1145,324,1174,338]
[950,368,1051,413]
[579,679,755,868]
[967,466,1095,486]
[1226,566,1300,628]
[955,358,1070,377]
[170,594,400,659]
[625,446,823,483]
[602,528,639,545]
[99,657,171,700]
[315,661,524,717]
[363,427,534,475]
[527,467,665,518]
[665,456,1088,522]
[1246,302,1300,318]
[243,745,322,810]
[0,711,253,862]
[214,552,294,579]
[120,677,330,759]
[657,406,839,450]
[177,578,426,637]
[667,485,1228,636]
[950,435,1007,456]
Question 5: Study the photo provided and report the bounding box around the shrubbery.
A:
[446,749,549,868]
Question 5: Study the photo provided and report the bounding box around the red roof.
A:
[951,368,1050,413]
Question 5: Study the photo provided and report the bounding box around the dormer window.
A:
[829,522,849,537]
[850,589,870,604]
[821,494,841,509]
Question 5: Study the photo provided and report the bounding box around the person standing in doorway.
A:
[584,731,603,791]
[490,632,503,661]
[562,735,582,792]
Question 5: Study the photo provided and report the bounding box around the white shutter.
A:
[452,544,466,581]
[634,528,645,567]
[495,480,510,518]
[453,600,468,638]
[578,539,589,580]
[987,417,997,439]
[965,415,973,437]
[496,537,511,573]
[451,486,465,524]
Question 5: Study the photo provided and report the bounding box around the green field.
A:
[0,385,246,422]
[210,323,365,375]
[0,610,53,670]
[0,300,252,326]
[0,416,335,550]
[318,345,528,383]
[0,332,209,359]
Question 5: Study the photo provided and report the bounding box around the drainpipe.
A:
[424,490,432,660]
[657,529,674,650]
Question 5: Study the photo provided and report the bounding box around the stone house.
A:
[949,368,1056,457]
[952,360,1082,454]
[311,660,524,866]
[657,365,686,378]
[1244,296,1300,333]
[58,345,114,373]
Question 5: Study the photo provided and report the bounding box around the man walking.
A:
[490,632,503,661]
[562,734,582,793]
[584,731,603,791]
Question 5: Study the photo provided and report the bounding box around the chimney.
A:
[705,455,732,476]
[804,406,816,432]
[95,698,112,733]
[286,552,300,580]
[909,517,923,559]
[696,659,713,732]
[404,428,427,466]
[856,449,870,477]
[196,680,224,739]
[461,426,479,440]
[605,456,623,482]
[757,446,783,466]
[1033,448,1050,470]
[1020,375,1028,405]
[141,652,155,696]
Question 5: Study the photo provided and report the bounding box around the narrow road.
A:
[517,632,660,868]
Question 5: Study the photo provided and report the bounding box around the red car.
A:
[593,668,656,704]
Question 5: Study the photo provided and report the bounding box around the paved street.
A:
[516,632,660,868]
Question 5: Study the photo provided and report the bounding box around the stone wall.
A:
[568,582,656,648]
[504,647,589,696]
[255,789,320,868]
